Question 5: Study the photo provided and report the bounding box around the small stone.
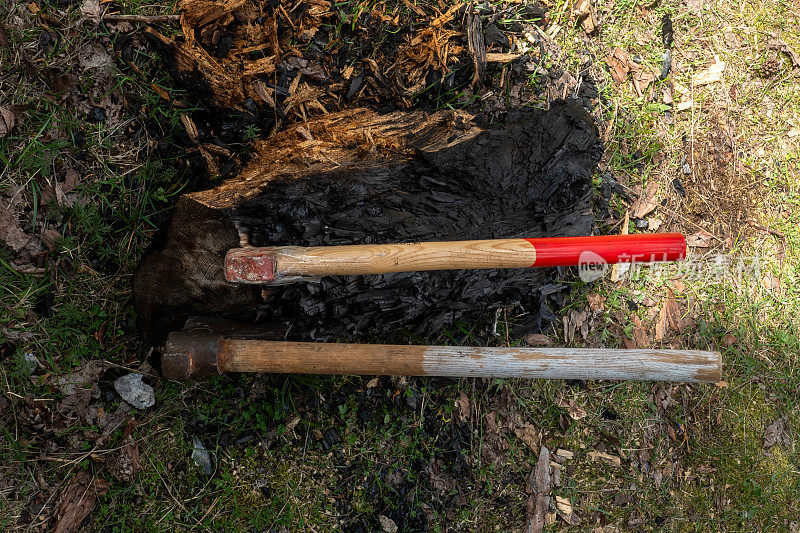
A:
[88,106,106,123]
[23,352,39,374]
[113,373,155,409]
[378,515,398,533]
[192,437,215,476]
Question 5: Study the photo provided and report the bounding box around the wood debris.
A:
[606,48,630,84]
[631,181,659,219]
[588,450,622,467]
[692,58,726,86]
[52,471,110,533]
[525,446,551,533]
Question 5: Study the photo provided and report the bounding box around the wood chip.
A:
[486,52,522,63]
[692,58,725,86]
[555,496,573,515]
[588,450,621,467]
[253,80,276,109]
[525,446,551,533]
[53,471,110,533]
[555,449,574,459]
[180,114,198,140]
[631,181,659,218]
[296,125,314,141]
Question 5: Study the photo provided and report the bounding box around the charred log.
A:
[134,99,602,344]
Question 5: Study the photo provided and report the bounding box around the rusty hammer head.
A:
[161,316,290,380]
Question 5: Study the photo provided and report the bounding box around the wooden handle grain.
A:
[276,239,538,277]
[217,340,722,382]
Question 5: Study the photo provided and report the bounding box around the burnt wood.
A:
[134,99,602,344]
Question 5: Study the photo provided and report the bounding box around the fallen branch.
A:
[102,14,179,23]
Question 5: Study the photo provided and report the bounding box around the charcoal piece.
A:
[661,14,674,49]
[134,100,602,344]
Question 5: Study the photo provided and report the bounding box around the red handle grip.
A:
[527,233,686,267]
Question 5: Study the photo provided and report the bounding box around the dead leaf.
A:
[763,417,790,448]
[686,230,714,247]
[692,58,725,86]
[557,399,587,421]
[564,310,589,343]
[56,361,108,396]
[0,106,16,137]
[514,426,540,451]
[761,271,782,293]
[655,293,681,341]
[587,293,605,312]
[456,391,470,420]
[53,471,109,533]
[648,218,663,231]
[631,65,657,96]
[106,436,141,482]
[631,182,659,219]
[80,0,101,23]
[0,200,29,252]
[606,48,630,84]
[366,377,379,388]
[654,303,668,341]
[62,168,80,194]
[723,334,737,346]
[522,333,553,347]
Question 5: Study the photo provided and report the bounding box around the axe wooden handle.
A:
[225,233,687,284]
[163,334,721,383]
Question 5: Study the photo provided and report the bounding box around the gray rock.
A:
[113,373,155,409]
[192,437,215,476]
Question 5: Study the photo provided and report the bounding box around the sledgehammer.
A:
[225,233,687,284]
[162,317,722,383]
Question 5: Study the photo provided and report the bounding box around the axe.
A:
[225,233,686,284]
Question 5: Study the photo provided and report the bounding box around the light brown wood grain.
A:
[273,239,538,277]
[216,340,722,382]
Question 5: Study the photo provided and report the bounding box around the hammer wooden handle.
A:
[225,234,687,284]
[164,336,721,382]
